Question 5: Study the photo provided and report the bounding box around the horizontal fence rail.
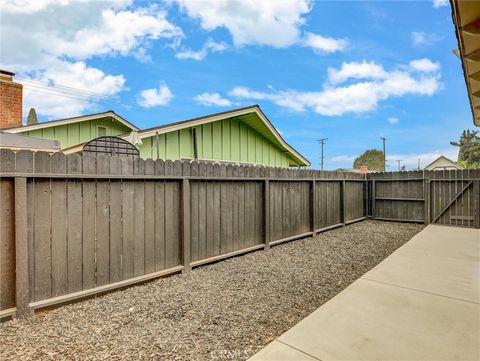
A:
[0,150,366,319]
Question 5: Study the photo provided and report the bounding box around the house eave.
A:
[3,111,140,133]
[451,0,480,127]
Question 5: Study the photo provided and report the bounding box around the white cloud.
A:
[409,58,440,73]
[176,39,227,60]
[302,32,347,53]
[21,60,125,119]
[0,0,183,118]
[432,0,448,8]
[331,155,356,163]
[229,59,441,116]
[327,61,387,84]
[411,31,441,46]
[137,83,173,108]
[175,0,311,47]
[412,32,427,46]
[55,7,182,59]
[387,117,399,124]
[194,92,232,107]
[1,1,182,62]
[174,0,345,54]
[0,0,70,14]
[132,47,153,63]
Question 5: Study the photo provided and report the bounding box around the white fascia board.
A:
[4,112,139,134]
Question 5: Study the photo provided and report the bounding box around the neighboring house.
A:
[424,156,462,171]
[60,106,309,167]
[4,111,139,150]
[0,69,309,167]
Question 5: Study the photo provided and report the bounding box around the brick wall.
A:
[0,77,23,130]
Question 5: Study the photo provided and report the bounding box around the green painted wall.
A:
[138,117,292,167]
[18,117,132,149]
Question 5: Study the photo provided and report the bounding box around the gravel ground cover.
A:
[1,220,423,361]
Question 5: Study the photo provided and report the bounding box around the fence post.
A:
[182,178,191,272]
[342,179,346,226]
[264,179,270,250]
[474,178,480,229]
[365,176,369,218]
[424,173,431,224]
[311,179,316,233]
[371,180,376,219]
[15,177,31,318]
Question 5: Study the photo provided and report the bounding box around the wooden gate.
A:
[427,170,480,228]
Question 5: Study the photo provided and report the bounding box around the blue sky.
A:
[0,0,473,169]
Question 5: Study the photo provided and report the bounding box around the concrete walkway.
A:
[248,225,480,361]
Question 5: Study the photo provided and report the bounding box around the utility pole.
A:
[396,159,402,171]
[318,138,328,170]
[380,137,387,171]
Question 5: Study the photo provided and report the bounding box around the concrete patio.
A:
[249,225,480,361]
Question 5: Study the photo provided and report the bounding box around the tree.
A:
[353,149,384,171]
[450,129,480,168]
[26,108,38,125]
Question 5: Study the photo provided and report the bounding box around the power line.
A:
[21,84,106,102]
[21,85,125,109]
[20,80,110,100]
[21,85,113,102]
[317,138,327,171]
[16,76,113,99]
[22,85,99,101]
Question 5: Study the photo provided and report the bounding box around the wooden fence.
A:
[0,150,366,319]
[369,169,480,227]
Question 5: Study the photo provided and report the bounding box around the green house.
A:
[4,111,138,149]
[4,105,309,167]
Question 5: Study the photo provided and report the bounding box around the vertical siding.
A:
[212,122,222,159]
[202,123,213,159]
[240,125,248,162]
[231,120,240,161]
[166,132,179,160]
[179,129,192,158]
[138,117,295,167]
[22,117,296,166]
[247,129,255,163]
[67,123,80,146]
[21,117,131,149]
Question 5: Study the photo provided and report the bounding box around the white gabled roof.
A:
[424,155,462,170]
